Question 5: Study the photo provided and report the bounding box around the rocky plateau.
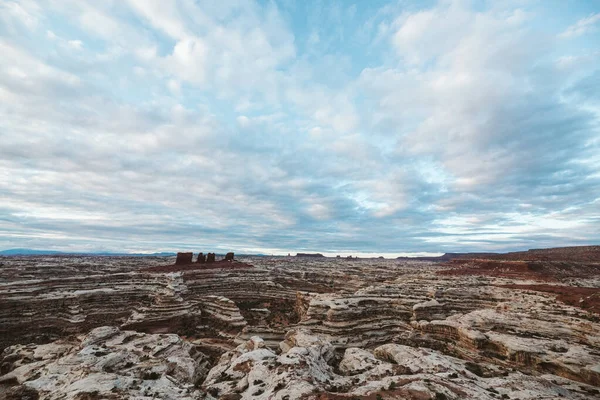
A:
[1,246,599,399]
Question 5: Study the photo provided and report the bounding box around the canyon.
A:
[1,247,599,399]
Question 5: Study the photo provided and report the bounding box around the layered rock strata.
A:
[1,251,600,398]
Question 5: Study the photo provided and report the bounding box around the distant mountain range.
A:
[0,249,269,257]
[0,249,176,257]
[397,245,600,263]
[3,245,597,261]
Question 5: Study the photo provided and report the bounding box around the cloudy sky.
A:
[1,0,599,256]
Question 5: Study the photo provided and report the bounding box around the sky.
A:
[0,0,599,256]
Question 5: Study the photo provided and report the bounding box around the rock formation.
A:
[175,252,193,265]
[121,272,201,335]
[0,326,209,399]
[1,247,600,398]
[206,253,216,263]
[225,252,234,261]
[197,252,206,263]
[202,328,597,399]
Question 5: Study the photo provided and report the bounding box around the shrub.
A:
[465,362,484,377]
[142,371,161,380]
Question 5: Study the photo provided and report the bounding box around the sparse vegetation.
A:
[465,362,485,377]
[142,371,161,380]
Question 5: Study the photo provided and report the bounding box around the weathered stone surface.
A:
[0,385,39,400]
[1,248,600,399]
[0,327,209,400]
[202,329,597,399]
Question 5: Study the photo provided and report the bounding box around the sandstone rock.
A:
[338,347,383,375]
[1,252,600,399]
[0,327,209,400]
[121,272,201,335]
[206,253,216,263]
[199,295,247,335]
[0,386,39,400]
[202,329,596,399]
[197,252,206,264]
[225,252,234,261]
[175,252,193,265]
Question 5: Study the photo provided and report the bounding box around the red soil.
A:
[495,246,600,262]
[438,259,558,281]
[438,246,600,263]
[143,260,253,273]
[500,284,600,314]
[438,258,600,281]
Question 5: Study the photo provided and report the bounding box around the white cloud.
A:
[166,37,208,85]
[125,0,189,39]
[0,0,598,254]
[0,40,81,88]
[392,1,474,65]
[361,1,549,191]
[560,12,600,38]
[0,0,40,32]
[67,39,83,50]
[305,202,331,220]
[167,79,181,95]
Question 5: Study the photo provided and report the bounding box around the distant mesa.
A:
[296,253,324,257]
[397,246,600,263]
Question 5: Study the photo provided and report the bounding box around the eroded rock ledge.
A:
[3,327,597,400]
[0,326,210,399]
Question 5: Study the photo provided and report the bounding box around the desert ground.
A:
[1,247,600,399]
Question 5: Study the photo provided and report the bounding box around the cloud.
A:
[67,39,83,50]
[560,12,600,38]
[0,0,41,33]
[166,37,208,84]
[125,0,190,39]
[0,0,598,255]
